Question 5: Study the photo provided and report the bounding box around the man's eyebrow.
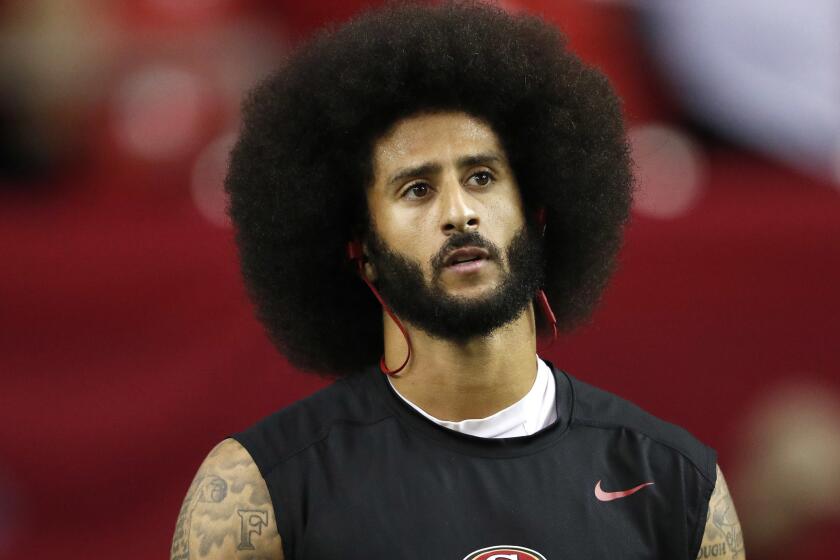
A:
[388,162,441,186]
[387,152,505,186]
[456,152,504,168]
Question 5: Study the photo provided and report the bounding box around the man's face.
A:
[364,111,544,342]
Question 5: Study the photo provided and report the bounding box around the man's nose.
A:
[439,176,480,235]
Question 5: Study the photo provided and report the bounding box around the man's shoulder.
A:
[562,369,716,482]
[171,438,283,559]
[231,372,390,473]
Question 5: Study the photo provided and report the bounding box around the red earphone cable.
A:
[534,207,558,353]
[347,241,412,376]
[536,288,558,353]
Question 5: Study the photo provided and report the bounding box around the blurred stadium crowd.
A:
[0,1,838,559]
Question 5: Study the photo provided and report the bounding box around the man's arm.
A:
[696,464,745,559]
[171,438,284,560]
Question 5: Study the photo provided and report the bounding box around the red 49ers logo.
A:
[463,545,547,560]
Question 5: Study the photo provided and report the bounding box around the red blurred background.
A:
[1,1,838,558]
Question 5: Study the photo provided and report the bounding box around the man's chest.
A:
[291,451,680,560]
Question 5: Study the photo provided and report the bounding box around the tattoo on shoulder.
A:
[171,442,280,559]
[698,466,745,559]
[171,475,229,559]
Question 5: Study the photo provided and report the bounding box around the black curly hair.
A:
[225,1,634,378]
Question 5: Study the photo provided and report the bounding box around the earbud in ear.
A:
[346,239,364,263]
[347,239,377,282]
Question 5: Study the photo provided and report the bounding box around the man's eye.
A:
[469,171,494,186]
[404,183,430,199]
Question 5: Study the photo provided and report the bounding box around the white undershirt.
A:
[387,356,557,438]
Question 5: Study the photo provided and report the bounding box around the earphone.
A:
[346,238,413,375]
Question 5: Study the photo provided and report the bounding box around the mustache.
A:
[430,231,502,272]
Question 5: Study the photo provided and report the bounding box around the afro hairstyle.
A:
[225,1,634,378]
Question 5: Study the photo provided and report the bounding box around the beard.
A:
[364,223,545,344]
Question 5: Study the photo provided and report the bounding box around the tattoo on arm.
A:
[170,440,282,559]
[172,475,228,559]
[697,465,745,559]
[237,510,269,550]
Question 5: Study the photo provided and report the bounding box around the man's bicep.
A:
[171,438,284,560]
[696,464,745,559]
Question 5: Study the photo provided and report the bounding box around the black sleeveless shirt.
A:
[233,361,716,560]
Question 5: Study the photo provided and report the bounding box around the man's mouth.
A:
[447,258,486,273]
[443,247,490,267]
[442,247,491,275]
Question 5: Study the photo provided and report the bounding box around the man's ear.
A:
[361,241,378,282]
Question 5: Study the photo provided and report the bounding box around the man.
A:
[172,3,744,559]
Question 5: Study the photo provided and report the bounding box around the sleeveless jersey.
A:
[233,360,716,560]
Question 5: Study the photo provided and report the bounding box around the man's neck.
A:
[382,304,538,422]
